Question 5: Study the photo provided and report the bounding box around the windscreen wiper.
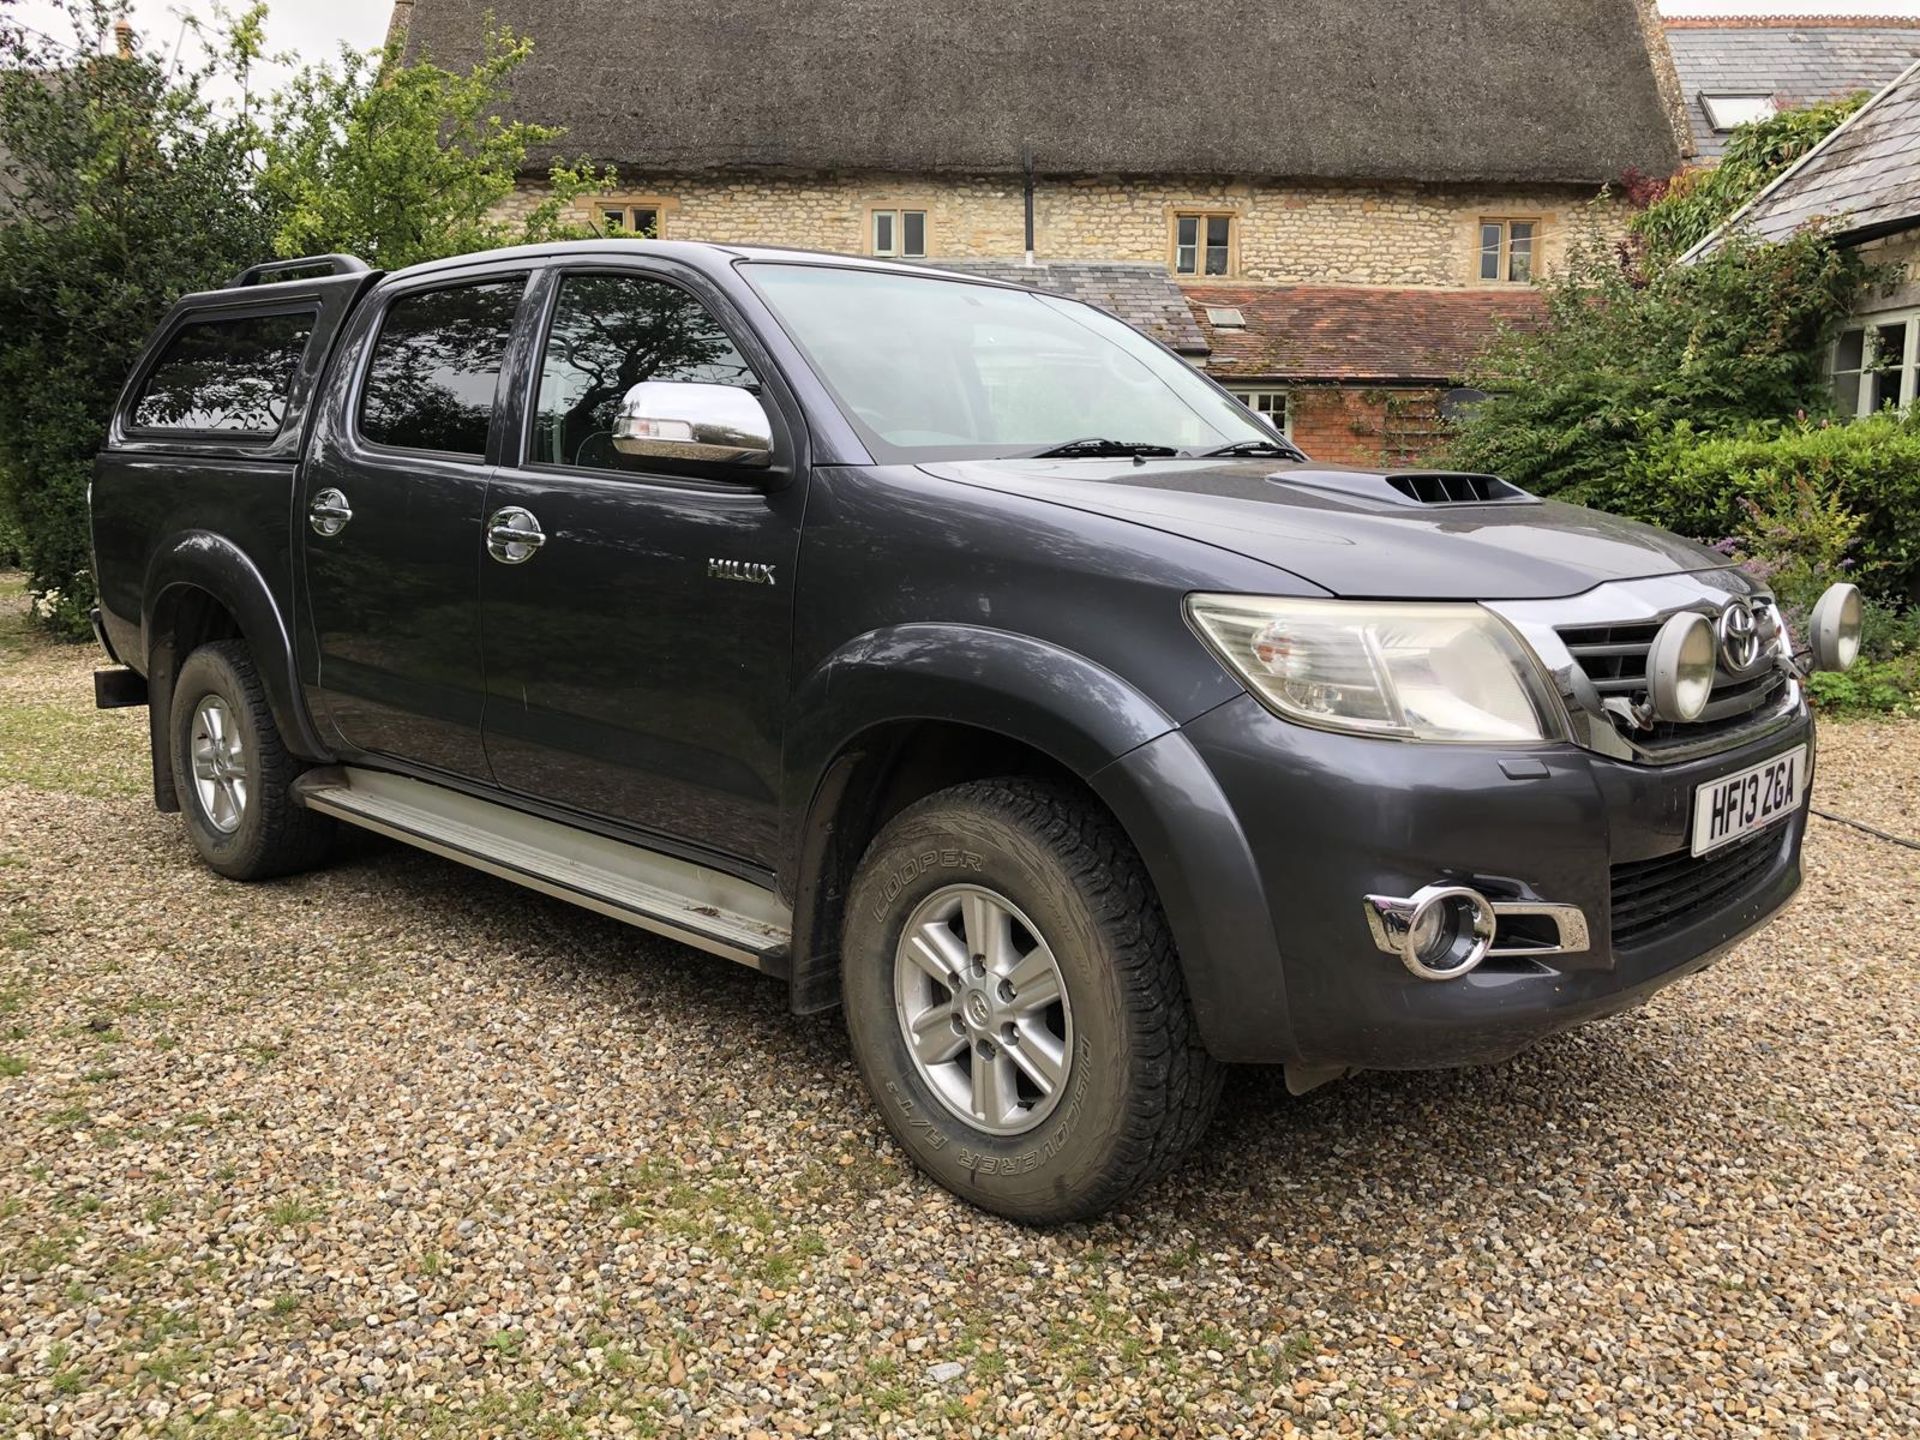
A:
[1198,438,1306,460]
[1025,437,1182,460]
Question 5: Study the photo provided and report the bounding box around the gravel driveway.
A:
[3,581,1917,1438]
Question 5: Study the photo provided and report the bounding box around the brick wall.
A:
[1288,387,1449,469]
[503,172,1626,288]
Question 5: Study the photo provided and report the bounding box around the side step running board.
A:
[292,767,791,973]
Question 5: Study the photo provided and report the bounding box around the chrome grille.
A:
[1486,577,1806,767]
[1556,608,1792,759]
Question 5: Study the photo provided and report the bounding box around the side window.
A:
[530,272,756,473]
[358,279,524,455]
[131,310,315,435]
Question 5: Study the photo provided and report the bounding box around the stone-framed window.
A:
[1477,218,1537,284]
[1230,386,1291,437]
[1171,210,1235,277]
[1832,307,1919,417]
[588,198,672,238]
[869,208,929,258]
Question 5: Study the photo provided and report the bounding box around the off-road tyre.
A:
[843,778,1223,1224]
[170,640,334,881]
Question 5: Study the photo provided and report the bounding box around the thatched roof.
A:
[396,0,1682,185]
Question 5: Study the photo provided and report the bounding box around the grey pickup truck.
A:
[87,242,1863,1223]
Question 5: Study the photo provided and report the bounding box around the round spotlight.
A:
[1647,611,1716,723]
[1398,885,1497,982]
[1809,582,1863,673]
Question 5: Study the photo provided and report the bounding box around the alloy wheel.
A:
[189,694,248,833]
[893,883,1074,1136]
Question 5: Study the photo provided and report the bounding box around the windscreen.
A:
[746,263,1278,461]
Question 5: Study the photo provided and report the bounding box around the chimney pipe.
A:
[112,19,134,57]
[1022,145,1036,268]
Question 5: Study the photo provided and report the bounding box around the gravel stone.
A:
[2,587,1917,1437]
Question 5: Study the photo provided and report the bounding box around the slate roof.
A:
[395,0,1681,186]
[1663,19,1920,158]
[920,260,1212,357]
[1693,57,1920,254]
[1182,286,1546,384]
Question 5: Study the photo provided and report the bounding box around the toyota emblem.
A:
[1718,599,1760,673]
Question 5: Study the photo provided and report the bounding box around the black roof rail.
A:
[225,254,371,289]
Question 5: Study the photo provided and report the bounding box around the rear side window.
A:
[131,310,315,435]
[358,280,524,456]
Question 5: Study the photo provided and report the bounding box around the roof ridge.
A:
[1663,15,1920,29]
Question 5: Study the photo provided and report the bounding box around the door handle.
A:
[486,506,547,564]
[308,488,353,537]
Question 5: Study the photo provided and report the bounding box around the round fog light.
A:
[1809,582,1863,673]
[1399,885,1497,982]
[1648,611,1716,723]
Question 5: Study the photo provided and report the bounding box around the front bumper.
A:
[1164,693,1812,1068]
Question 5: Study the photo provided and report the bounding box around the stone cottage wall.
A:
[499,172,1626,287]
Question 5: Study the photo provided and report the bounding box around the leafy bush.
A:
[0,2,275,637]
[1444,232,1863,509]
[1716,467,1867,614]
[258,24,610,271]
[1697,435,1920,716]
[1631,412,1920,606]
[1805,658,1920,717]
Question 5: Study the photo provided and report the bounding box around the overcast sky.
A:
[8,0,394,96]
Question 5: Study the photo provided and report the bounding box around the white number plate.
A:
[1691,745,1806,857]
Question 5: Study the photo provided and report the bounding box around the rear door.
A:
[297,268,529,779]
[477,260,808,867]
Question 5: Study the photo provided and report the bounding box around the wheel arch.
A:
[142,531,332,811]
[780,625,1285,1061]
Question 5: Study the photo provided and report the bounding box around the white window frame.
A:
[1832,306,1920,418]
[870,208,928,259]
[1230,387,1291,438]
[1701,93,1777,134]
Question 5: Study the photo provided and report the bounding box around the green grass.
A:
[0,577,146,798]
[265,1197,323,1227]
[0,1055,25,1077]
[0,701,147,799]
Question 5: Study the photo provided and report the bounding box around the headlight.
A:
[1809,582,1862,673]
[1186,594,1563,743]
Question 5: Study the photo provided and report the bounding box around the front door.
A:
[299,272,528,779]
[478,265,806,867]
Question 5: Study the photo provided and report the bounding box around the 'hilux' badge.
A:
[708,558,776,586]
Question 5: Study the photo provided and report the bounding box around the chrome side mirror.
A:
[612,381,773,468]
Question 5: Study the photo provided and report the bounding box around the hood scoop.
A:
[1272,469,1537,508]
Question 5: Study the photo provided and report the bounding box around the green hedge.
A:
[1613,413,1920,605]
